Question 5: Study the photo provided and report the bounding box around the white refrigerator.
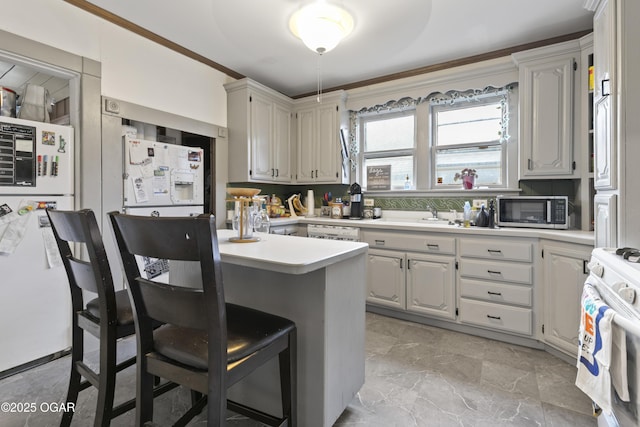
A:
[0,116,74,373]
[122,136,204,281]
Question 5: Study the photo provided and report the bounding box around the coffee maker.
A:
[349,182,363,219]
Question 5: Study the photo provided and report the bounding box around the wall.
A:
[0,0,229,127]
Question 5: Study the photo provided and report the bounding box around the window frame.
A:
[429,94,509,189]
[358,108,417,191]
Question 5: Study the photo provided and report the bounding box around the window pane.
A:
[436,103,502,146]
[364,115,414,151]
[363,156,413,190]
[435,145,502,186]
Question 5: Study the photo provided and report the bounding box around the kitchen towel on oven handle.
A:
[575,281,629,415]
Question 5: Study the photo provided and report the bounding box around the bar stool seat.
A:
[153,303,295,370]
[85,289,135,326]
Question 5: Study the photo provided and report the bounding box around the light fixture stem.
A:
[316,53,323,103]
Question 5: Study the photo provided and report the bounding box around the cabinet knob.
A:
[486,314,502,320]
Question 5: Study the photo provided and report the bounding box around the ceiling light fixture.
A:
[289,1,354,102]
[289,1,354,55]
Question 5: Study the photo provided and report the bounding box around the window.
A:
[430,89,511,188]
[359,110,415,190]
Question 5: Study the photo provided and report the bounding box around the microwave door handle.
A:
[547,201,552,223]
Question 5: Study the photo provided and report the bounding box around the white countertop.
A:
[293,216,594,246]
[217,229,368,275]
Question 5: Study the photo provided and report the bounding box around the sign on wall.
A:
[367,165,391,190]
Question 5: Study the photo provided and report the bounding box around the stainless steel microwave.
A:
[496,196,569,229]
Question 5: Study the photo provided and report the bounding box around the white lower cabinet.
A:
[363,228,593,348]
[366,249,405,309]
[458,237,535,337]
[364,230,456,320]
[406,253,456,319]
[542,240,592,357]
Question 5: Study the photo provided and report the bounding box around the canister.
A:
[0,86,17,117]
[330,202,343,219]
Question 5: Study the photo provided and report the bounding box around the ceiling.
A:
[1,1,594,101]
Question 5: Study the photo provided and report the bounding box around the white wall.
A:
[0,0,229,127]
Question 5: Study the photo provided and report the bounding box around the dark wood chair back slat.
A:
[136,279,209,330]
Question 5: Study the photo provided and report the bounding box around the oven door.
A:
[592,279,640,426]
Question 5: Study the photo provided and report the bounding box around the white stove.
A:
[588,248,640,427]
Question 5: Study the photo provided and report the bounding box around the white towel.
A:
[575,282,629,415]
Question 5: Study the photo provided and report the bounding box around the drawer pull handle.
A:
[487,270,502,275]
[374,239,386,246]
[487,291,502,296]
[487,314,502,320]
[487,249,502,254]
[427,244,440,249]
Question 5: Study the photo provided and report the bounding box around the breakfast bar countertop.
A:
[216,228,368,275]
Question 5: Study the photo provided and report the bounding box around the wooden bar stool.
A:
[47,209,174,426]
[109,212,297,426]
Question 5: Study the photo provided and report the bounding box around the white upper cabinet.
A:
[513,41,580,179]
[225,78,293,183]
[592,0,616,190]
[295,91,346,184]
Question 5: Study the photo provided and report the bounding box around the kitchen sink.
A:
[374,217,454,226]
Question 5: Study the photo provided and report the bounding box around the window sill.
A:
[363,188,522,197]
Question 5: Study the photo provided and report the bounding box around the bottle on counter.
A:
[463,201,471,228]
[488,199,496,228]
[254,199,271,233]
[404,174,411,190]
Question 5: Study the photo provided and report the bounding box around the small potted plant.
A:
[454,168,478,189]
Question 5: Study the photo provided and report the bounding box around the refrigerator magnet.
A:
[42,131,55,146]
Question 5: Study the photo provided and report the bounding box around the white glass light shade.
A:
[289,2,354,54]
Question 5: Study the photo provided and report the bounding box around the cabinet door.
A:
[543,243,591,357]
[273,103,292,182]
[250,92,274,181]
[594,193,617,248]
[520,55,575,177]
[296,107,315,183]
[366,249,405,309]
[406,253,456,319]
[593,0,616,190]
[314,103,340,182]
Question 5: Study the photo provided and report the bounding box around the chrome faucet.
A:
[426,205,438,219]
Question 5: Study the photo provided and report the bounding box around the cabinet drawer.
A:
[459,298,532,336]
[459,278,532,307]
[459,238,533,262]
[459,259,533,285]
[363,231,455,255]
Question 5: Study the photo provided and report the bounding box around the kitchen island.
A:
[217,229,368,427]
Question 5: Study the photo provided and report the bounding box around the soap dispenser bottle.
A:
[463,201,471,228]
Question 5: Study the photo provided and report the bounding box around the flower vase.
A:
[462,175,475,189]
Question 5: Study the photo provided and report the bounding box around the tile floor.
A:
[0,312,596,426]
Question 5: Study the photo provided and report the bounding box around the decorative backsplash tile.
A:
[371,196,483,212]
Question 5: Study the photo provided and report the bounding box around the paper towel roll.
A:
[306,190,315,217]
